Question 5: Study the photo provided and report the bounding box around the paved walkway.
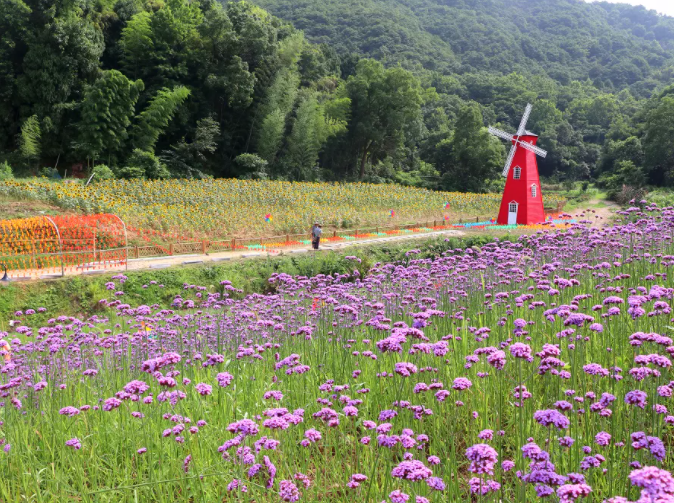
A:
[127,228,465,271]
[6,229,465,281]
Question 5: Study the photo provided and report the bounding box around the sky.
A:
[586,0,674,17]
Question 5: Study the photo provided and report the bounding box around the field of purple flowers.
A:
[1,204,674,502]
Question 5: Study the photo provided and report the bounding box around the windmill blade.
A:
[516,103,533,136]
[502,145,517,177]
[488,127,514,142]
[516,140,548,158]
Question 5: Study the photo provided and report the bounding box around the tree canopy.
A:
[1,0,673,193]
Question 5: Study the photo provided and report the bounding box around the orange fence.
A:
[1,205,567,279]
[0,214,127,278]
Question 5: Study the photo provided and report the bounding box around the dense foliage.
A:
[251,0,674,192]
[2,0,674,193]
[1,206,674,501]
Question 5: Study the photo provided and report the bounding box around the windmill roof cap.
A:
[521,130,538,137]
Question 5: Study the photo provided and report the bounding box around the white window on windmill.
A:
[513,166,521,180]
[531,184,537,198]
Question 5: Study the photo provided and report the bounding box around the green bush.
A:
[562,179,575,191]
[121,149,170,180]
[117,165,146,179]
[91,164,115,182]
[38,166,57,178]
[234,153,268,179]
[0,233,513,320]
[0,161,13,181]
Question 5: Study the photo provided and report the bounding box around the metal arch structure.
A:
[106,213,129,271]
[44,215,65,277]
[0,213,129,278]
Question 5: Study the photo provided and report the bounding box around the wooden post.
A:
[459,218,463,223]
[286,234,289,243]
[231,238,236,250]
[355,229,359,237]
[135,246,139,259]
[333,230,337,238]
[376,226,379,234]
[169,243,174,255]
[476,216,479,223]
[201,240,207,254]
[434,220,437,228]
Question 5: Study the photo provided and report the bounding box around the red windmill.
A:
[489,104,548,225]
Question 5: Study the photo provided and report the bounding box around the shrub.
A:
[615,185,647,205]
[91,165,115,182]
[234,153,268,179]
[38,166,57,178]
[122,149,170,180]
[0,161,13,181]
[562,179,575,191]
[117,165,146,180]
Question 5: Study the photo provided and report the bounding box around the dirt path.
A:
[568,198,620,228]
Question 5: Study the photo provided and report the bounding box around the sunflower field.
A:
[0,179,565,238]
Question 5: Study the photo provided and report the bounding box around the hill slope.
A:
[252,0,674,90]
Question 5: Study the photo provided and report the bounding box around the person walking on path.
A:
[311,222,322,250]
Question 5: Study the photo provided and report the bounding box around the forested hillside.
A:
[1,0,674,196]
[254,0,674,90]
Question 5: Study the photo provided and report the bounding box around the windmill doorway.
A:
[508,202,518,225]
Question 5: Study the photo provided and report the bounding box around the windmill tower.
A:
[489,104,548,225]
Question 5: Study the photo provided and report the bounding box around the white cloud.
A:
[585,0,674,17]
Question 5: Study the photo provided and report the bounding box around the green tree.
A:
[120,11,154,80]
[437,102,504,192]
[161,117,220,177]
[287,91,349,180]
[197,3,256,109]
[18,12,104,158]
[19,115,41,168]
[598,160,646,200]
[597,136,644,177]
[0,0,30,149]
[344,59,422,178]
[76,70,144,164]
[643,95,674,185]
[256,68,300,164]
[257,109,287,164]
[132,86,191,153]
[234,153,268,179]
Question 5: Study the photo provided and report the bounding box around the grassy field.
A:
[0,233,503,324]
[0,179,565,239]
[0,205,671,502]
[0,194,68,220]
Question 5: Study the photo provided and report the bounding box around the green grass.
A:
[0,233,507,326]
[647,188,674,207]
[0,194,65,220]
[543,183,609,212]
